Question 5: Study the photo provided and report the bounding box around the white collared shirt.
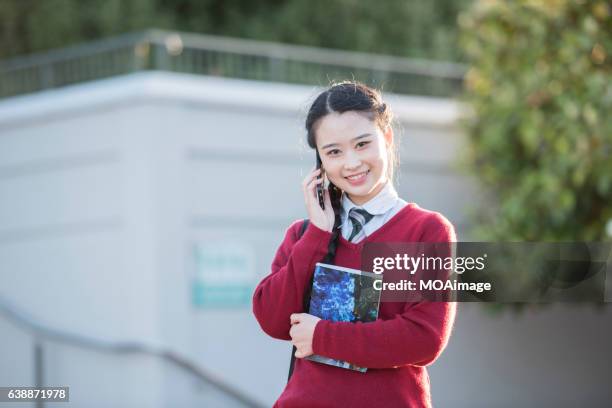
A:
[340,180,407,243]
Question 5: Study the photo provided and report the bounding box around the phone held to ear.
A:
[315,151,325,210]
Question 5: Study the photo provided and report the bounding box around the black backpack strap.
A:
[299,219,309,238]
[287,219,310,382]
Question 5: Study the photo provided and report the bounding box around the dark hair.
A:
[305,80,397,264]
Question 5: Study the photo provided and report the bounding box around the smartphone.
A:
[315,151,325,209]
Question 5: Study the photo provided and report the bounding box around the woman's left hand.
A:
[289,313,321,358]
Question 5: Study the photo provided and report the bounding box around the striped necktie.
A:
[348,208,374,242]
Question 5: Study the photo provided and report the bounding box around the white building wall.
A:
[0,72,609,408]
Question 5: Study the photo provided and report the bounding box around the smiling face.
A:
[315,111,393,206]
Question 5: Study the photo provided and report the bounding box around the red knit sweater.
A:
[252,203,457,408]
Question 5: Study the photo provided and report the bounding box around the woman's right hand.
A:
[302,167,335,232]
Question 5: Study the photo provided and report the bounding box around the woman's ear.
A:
[383,126,394,147]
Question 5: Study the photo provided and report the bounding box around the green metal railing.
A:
[0,29,465,99]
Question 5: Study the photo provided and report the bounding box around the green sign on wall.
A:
[192,241,256,308]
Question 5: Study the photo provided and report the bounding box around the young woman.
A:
[252,81,456,408]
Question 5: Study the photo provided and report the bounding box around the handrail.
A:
[0,29,465,99]
[144,29,466,78]
[0,295,265,408]
[0,31,150,71]
[0,29,466,77]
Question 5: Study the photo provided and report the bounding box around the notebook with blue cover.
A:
[305,262,383,372]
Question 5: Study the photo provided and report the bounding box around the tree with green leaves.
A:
[0,0,471,61]
[460,0,611,240]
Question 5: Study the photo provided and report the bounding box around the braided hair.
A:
[305,80,397,265]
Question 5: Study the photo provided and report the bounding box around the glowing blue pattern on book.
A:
[306,263,382,373]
